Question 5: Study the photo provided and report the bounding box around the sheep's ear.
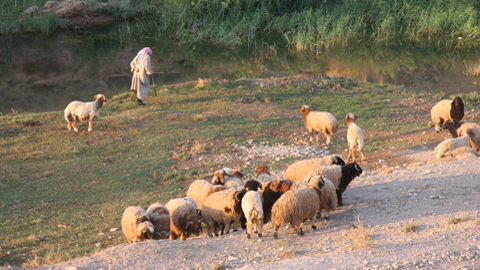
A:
[354,164,362,173]
[354,114,358,121]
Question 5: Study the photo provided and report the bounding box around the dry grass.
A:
[446,216,468,225]
[336,216,374,250]
[402,224,419,233]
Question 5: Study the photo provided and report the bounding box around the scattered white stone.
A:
[228,256,238,261]
[96,242,103,247]
[65,267,77,270]
[425,170,431,174]
[363,260,369,266]
[110,228,119,232]
[430,195,439,199]
[98,232,104,235]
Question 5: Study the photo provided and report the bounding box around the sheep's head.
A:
[155,231,171,240]
[343,112,357,123]
[136,215,154,241]
[434,144,446,159]
[352,163,363,176]
[333,155,346,166]
[270,178,292,193]
[299,105,311,115]
[442,119,460,138]
[185,217,203,237]
[94,94,107,103]
[255,164,270,176]
[244,180,262,191]
[451,96,465,121]
[229,169,244,179]
[233,189,247,214]
[212,170,227,185]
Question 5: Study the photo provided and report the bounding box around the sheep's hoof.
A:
[88,129,93,133]
[258,233,262,237]
[273,233,278,239]
[209,234,213,238]
[73,128,79,132]
[299,230,304,236]
[325,216,330,221]
[254,229,258,233]
[232,228,237,232]
[315,213,322,219]
[312,225,317,230]
[246,233,250,239]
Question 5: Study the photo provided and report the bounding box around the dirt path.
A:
[20,150,480,270]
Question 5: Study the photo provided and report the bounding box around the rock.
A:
[227,256,238,261]
[110,228,119,232]
[24,6,40,16]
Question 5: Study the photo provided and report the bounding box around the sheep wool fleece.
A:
[130,54,153,101]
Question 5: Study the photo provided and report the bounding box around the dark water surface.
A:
[1,26,480,114]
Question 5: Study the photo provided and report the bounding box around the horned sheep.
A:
[283,154,345,181]
[434,134,471,159]
[146,203,171,240]
[241,191,264,239]
[186,180,225,211]
[299,105,338,144]
[121,206,154,243]
[430,97,464,132]
[165,198,203,240]
[64,94,107,132]
[343,113,365,162]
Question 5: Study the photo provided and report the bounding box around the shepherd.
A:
[130,47,154,105]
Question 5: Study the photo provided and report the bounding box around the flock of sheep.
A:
[61,93,478,242]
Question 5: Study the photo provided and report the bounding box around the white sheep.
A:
[121,206,154,243]
[343,113,365,162]
[299,105,338,144]
[165,198,203,240]
[241,191,264,239]
[201,188,246,237]
[442,119,480,138]
[270,180,322,239]
[255,164,274,185]
[146,203,170,240]
[64,94,107,132]
[443,146,480,159]
[434,134,471,159]
[186,180,225,211]
[212,169,244,190]
[430,97,464,132]
[283,154,345,181]
[310,176,337,220]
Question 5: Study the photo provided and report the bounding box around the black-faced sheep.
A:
[121,206,154,243]
[255,164,274,185]
[64,94,107,132]
[165,198,203,240]
[202,188,246,237]
[303,163,362,206]
[434,134,471,159]
[244,180,262,191]
[343,113,365,162]
[241,191,264,239]
[299,105,338,144]
[146,203,170,240]
[283,154,346,181]
[442,119,480,138]
[431,97,464,132]
[270,178,324,239]
[186,180,225,211]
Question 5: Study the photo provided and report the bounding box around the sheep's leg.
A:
[67,121,72,131]
[360,149,365,161]
[180,233,186,241]
[310,218,317,230]
[352,149,356,163]
[224,222,232,235]
[315,131,319,142]
[88,121,93,132]
[336,190,343,206]
[273,223,280,239]
[293,225,304,236]
[309,130,314,142]
[324,211,330,221]
[347,149,353,162]
[72,122,79,132]
[256,219,263,237]
[245,219,251,239]
[325,133,331,144]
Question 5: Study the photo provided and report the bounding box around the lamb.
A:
[146,203,170,240]
[186,180,225,211]
[121,206,154,243]
[201,188,246,237]
[270,178,324,239]
[283,154,346,181]
[434,134,471,159]
[255,164,274,185]
[241,191,264,239]
[165,198,203,240]
[442,119,480,138]
[343,113,365,162]
[64,94,107,132]
[430,97,464,132]
[303,163,362,206]
[299,105,338,144]
[212,169,244,189]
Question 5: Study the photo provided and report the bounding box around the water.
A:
[1,26,480,114]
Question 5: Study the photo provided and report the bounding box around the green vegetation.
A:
[2,0,480,50]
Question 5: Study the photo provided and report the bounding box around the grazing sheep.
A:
[182,197,201,216]
[299,105,338,144]
[241,191,264,239]
[270,179,323,239]
[165,198,203,240]
[255,164,274,185]
[343,113,365,162]
[434,134,471,159]
[442,119,480,138]
[303,163,362,206]
[64,94,107,132]
[121,206,154,243]
[146,203,170,240]
[202,188,246,237]
[212,169,244,189]
[186,180,225,211]
[431,97,464,132]
[283,154,346,181]
[262,178,293,223]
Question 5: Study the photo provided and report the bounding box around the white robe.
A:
[130,54,153,101]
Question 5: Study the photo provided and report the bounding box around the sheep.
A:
[442,119,480,138]
[255,164,274,185]
[283,154,346,181]
[430,97,464,132]
[343,113,365,162]
[64,94,107,132]
[466,128,480,151]
[434,134,471,159]
[146,203,170,240]
[186,180,225,211]
[212,169,244,189]
[270,179,324,239]
[165,198,203,240]
[262,178,293,223]
[309,176,337,220]
[244,180,262,192]
[443,146,480,159]
[303,163,362,206]
[241,191,264,239]
[121,206,154,243]
[201,188,246,237]
[299,105,338,144]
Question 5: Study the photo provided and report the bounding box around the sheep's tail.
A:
[247,209,262,221]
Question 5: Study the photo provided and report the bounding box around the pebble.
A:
[110,228,119,232]
[228,256,238,261]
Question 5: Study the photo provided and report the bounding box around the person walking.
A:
[130,47,153,105]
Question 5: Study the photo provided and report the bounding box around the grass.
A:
[402,224,420,233]
[0,76,477,267]
[336,215,374,249]
[446,216,469,225]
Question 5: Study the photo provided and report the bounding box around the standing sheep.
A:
[431,97,464,132]
[64,94,107,132]
[186,180,225,211]
[283,154,345,181]
[343,113,365,162]
[434,134,471,159]
[241,191,264,239]
[121,206,154,243]
[165,198,203,240]
[299,105,338,144]
[146,203,170,240]
[309,176,337,220]
[255,164,274,185]
[262,178,293,223]
[212,169,244,189]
